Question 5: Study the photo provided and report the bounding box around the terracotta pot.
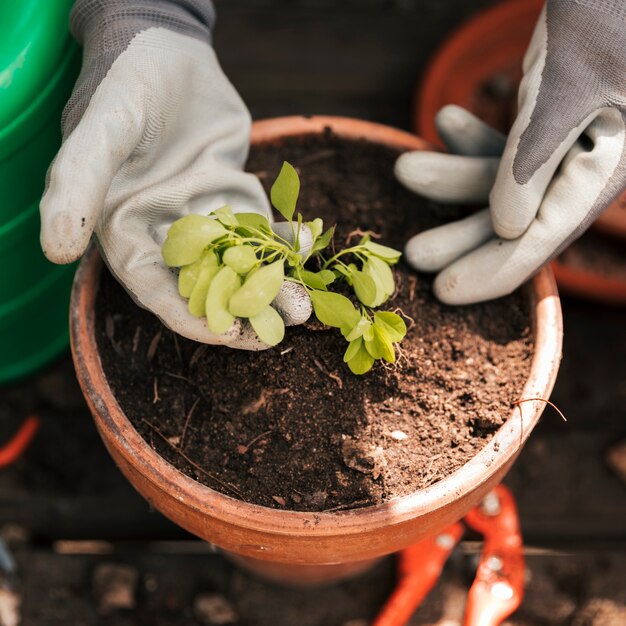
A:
[551,259,626,307]
[70,116,563,586]
[415,0,543,145]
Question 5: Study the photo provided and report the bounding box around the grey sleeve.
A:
[63,0,216,136]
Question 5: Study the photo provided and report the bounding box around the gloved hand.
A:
[40,0,311,348]
[395,0,626,305]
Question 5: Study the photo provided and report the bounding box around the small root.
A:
[514,397,567,447]
[322,499,371,513]
[514,397,567,422]
[147,330,162,362]
[141,419,243,499]
[239,430,273,455]
[132,326,142,353]
[173,333,183,365]
[313,358,343,389]
[297,149,336,167]
[408,275,417,302]
[189,345,208,367]
[152,378,160,404]
[165,371,193,384]
[345,229,382,245]
[180,397,201,449]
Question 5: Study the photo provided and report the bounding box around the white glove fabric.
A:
[396,0,626,305]
[40,1,311,348]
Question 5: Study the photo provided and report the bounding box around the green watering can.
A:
[0,1,80,383]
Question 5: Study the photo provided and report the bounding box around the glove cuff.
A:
[70,0,216,50]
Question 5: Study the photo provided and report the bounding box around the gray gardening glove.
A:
[40,0,311,348]
[395,0,626,304]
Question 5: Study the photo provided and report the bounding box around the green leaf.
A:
[318,269,336,285]
[249,305,285,346]
[311,226,335,254]
[223,245,258,275]
[162,215,227,267]
[345,316,372,342]
[343,337,363,363]
[352,271,378,307]
[212,205,238,227]
[333,264,351,280]
[347,342,375,375]
[365,325,395,363]
[373,311,407,343]
[298,270,329,291]
[363,241,402,264]
[178,250,218,298]
[270,161,300,222]
[308,218,324,241]
[309,291,360,335]
[234,212,272,234]
[188,264,220,317]
[205,266,241,333]
[228,260,285,318]
[363,256,395,306]
[294,213,304,251]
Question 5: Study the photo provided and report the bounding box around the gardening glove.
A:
[40,0,311,349]
[395,0,626,305]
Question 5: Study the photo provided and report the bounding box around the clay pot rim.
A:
[71,115,563,538]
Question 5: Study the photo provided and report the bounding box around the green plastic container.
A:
[0,1,80,383]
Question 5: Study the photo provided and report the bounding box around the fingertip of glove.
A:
[432,268,467,305]
[491,214,529,240]
[394,152,436,192]
[404,233,447,273]
[273,282,312,326]
[435,104,473,133]
[40,210,92,264]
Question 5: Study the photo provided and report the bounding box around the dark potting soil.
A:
[95,132,533,512]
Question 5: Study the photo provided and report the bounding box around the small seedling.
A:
[162,162,407,374]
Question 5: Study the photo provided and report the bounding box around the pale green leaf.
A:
[294,213,304,252]
[347,343,375,375]
[249,305,285,346]
[311,226,335,254]
[309,291,360,335]
[366,257,395,295]
[343,337,363,363]
[178,250,218,298]
[345,317,372,342]
[270,161,300,222]
[373,311,407,343]
[298,270,328,291]
[223,245,258,275]
[188,264,220,317]
[363,256,395,306]
[352,271,378,307]
[162,215,227,267]
[212,205,238,227]
[228,260,285,318]
[234,212,272,234]
[205,266,241,333]
[333,264,351,279]
[365,325,395,363]
[308,218,324,241]
[363,240,402,264]
[318,269,336,285]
